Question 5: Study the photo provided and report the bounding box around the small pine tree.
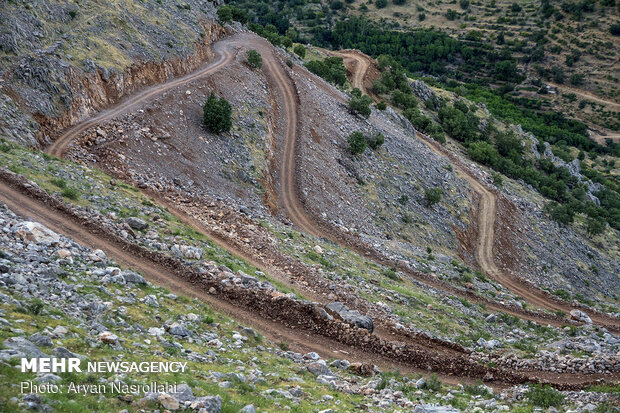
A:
[246,50,263,69]
[348,131,367,155]
[203,93,232,134]
[349,92,373,119]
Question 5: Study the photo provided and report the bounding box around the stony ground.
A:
[1,190,618,412]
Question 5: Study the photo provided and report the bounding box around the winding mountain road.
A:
[335,50,620,331]
[1,31,617,387]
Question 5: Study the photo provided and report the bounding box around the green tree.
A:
[203,93,232,134]
[368,132,385,150]
[293,44,306,59]
[424,187,443,206]
[586,217,605,237]
[246,50,263,69]
[376,0,388,8]
[348,131,367,155]
[217,6,233,22]
[468,141,500,167]
[349,93,373,118]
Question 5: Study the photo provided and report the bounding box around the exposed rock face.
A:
[0,0,227,146]
[125,217,149,230]
[326,302,374,333]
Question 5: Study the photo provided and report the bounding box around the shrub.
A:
[61,187,80,200]
[424,187,443,206]
[305,57,347,86]
[246,50,262,69]
[349,92,373,118]
[293,44,306,58]
[611,23,620,36]
[421,374,441,391]
[348,131,367,155]
[203,93,232,134]
[217,6,233,22]
[376,0,388,8]
[376,100,387,110]
[526,384,564,408]
[368,132,385,150]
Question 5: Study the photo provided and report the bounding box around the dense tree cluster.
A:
[305,57,347,86]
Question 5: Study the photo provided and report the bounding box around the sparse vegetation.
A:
[203,93,232,134]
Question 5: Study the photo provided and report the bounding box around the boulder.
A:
[121,270,146,285]
[326,302,374,333]
[570,309,592,324]
[125,217,148,230]
[14,222,60,245]
[2,337,48,358]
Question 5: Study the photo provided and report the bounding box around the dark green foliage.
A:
[446,9,458,20]
[421,374,441,391]
[203,93,232,134]
[246,50,262,69]
[61,187,80,200]
[393,0,407,4]
[305,57,347,86]
[611,23,620,36]
[424,187,442,206]
[526,384,564,408]
[348,131,367,155]
[216,5,247,23]
[438,104,479,142]
[544,202,575,225]
[293,44,306,58]
[375,100,387,110]
[392,90,417,109]
[376,0,388,8]
[368,132,385,150]
[468,141,500,167]
[349,92,373,118]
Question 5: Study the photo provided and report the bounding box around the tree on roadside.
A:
[203,93,232,134]
[348,131,367,155]
[246,50,263,69]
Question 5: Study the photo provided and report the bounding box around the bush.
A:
[203,93,232,134]
[246,50,262,69]
[61,187,80,200]
[424,187,443,206]
[467,141,499,167]
[526,384,564,408]
[376,100,387,110]
[376,0,388,8]
[217,6,233,22]
[305,57,347,86]
[611,23,620,36]
[293,44,306,58]
[348,131,367,155]
[349,92,373,119]
[544,202,574,225]
[368,132,385,150]
[421,374,442,391]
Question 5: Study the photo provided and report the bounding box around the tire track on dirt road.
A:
[336,50,620,331]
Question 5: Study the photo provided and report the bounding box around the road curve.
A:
[48,49,234,157]
[336,50,620,331]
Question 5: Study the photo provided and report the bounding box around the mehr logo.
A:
[21,358,82,373]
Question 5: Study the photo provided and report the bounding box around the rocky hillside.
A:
[0,1,619,412]
[0,0,225,146]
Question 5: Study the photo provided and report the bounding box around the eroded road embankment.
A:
[316,49,620,333]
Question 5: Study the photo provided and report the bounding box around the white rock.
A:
[14,222,60,245]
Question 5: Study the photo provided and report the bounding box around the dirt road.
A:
[314,50,620,332]
[547,81,620,111]
[2,31,614,386]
